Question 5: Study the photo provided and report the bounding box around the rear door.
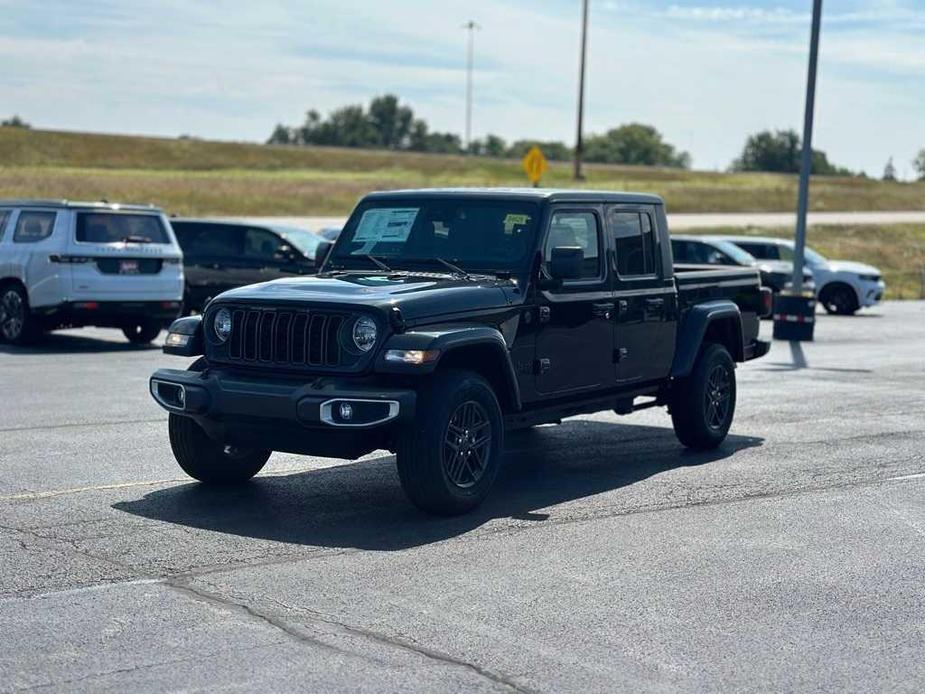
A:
[607,205,677,384]
[11,208,63,308]
[534,206,614,396]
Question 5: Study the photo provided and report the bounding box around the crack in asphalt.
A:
[169,577,535,693]
[0,417,167,434]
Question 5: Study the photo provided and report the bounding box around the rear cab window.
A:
[172,223,243,259]
[13,211,58,243]
[609,209,658,277]
[76,212,169,244]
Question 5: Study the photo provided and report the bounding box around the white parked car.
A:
[723,236,886,315]
[0,200,183,345]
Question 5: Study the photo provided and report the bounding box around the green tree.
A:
[583,123,689,168]
[267,124,294,145]
[1,115,30,128]
[507,139,571,161]
[914,149,925,180]
[368,94,413,149]
[732,129,852,176]
[467,133,507,157]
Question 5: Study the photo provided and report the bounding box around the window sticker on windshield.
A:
[352,207,419,253]
[503,212,531,234]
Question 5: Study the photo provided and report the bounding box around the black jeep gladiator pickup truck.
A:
[151,189,770,514]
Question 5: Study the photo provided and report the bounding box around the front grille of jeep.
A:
[211,306,357,370]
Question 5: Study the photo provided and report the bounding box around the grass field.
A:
[696,224,925,300]
[2,128,925,216]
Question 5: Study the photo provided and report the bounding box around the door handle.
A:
[592,302,614,319]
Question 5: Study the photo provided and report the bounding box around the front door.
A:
[607,205,677,384]
[534,207,614,396]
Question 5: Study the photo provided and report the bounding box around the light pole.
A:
[791,0,823,294]
[574,0,589,180]
[463,20,480,151]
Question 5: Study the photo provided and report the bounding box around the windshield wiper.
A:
[432,257,470,279]
[364,254,392,272]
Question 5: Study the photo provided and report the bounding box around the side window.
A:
[0,210,10,241]
[244,229,286,260]
[610,210,657,277]
[544,211,601,280]
[13,211,57,243]
[184,225,243,258]
[739,242,777,260]
[670,239,688,262]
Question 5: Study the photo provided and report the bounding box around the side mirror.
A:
[548,246,584,281]
[314,240,333,267]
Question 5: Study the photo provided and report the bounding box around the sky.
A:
[2,0,923,177]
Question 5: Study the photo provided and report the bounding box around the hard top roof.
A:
[362,187,663,205]
[0,199,161,212]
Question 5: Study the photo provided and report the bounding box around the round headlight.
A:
[213,308,232,343]
[352,316,377,353]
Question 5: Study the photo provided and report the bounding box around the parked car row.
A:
[0,200,340,345]
[670,234,885,315]
[0,197,885,347]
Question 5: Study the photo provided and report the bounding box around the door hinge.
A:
[533,358,551,374]
[538,306,551,324]
[613,347,629,363]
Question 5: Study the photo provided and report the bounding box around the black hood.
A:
[214,272,514,321]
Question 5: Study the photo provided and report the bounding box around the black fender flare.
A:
[375,324,522,411]
[671,300,744,378]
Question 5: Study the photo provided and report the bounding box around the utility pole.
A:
[792,0,823,294]
[573,0,589,180]
[463,20,480,151]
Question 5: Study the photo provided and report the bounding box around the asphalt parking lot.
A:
[1,302,924,692]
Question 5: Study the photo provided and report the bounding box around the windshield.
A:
[276,227,322,259]
[328,198,540,273]
[712,239,756,265]
[76,212,169,244]
[777,242,828,267]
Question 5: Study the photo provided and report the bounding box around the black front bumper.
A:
[35,301,181,329]
[150,367,416,459]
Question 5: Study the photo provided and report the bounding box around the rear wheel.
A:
[168,413,271,484]
[0,284,39,345]
[396,369,503,515]
[670,343,737,449]
[820,284,858,315]
[122,319,162,344]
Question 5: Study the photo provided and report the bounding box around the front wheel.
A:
[168,414,271,484]
[396,370,504,515]
[820,285,859,315]
[670,343,737,449]
[123,319,162,344]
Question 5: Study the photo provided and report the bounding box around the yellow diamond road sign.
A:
[522,145,548,185]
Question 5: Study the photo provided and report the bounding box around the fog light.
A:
[384,349,440,365]
[339,403,353,421]
[165,332,190,348]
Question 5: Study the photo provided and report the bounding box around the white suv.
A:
[0,200,183,345]
[723,236,886,315]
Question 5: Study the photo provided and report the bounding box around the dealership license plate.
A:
[119,259,140,274]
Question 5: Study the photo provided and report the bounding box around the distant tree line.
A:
[271,95,919,179]
[1,115,30,128]
[268,94,691,168]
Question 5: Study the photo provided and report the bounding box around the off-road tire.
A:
[0,284,39,345]
[396,369,504,515]
[168,413,271,484]
[670,343,737,450]
[123,320,162,344]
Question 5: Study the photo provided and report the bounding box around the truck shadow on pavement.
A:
[114,421,763,552]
